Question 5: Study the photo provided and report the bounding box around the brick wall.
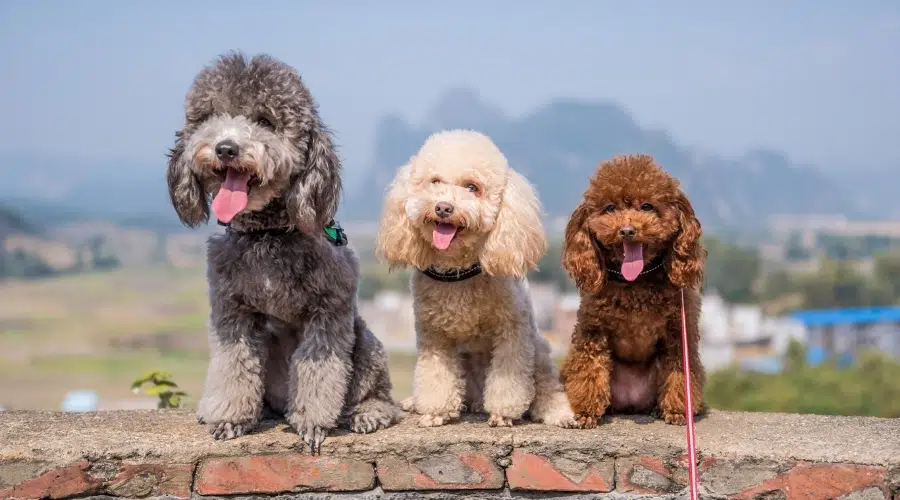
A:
[1,410,898,499]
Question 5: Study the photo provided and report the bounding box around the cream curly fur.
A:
[376,129,576,428]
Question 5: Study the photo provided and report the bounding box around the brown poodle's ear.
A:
[480,170,547,279]
[375,162,427,270]
[166,132,209,228]
[667,190,705,289]
[561,202,605,293]
[286,120,341,233]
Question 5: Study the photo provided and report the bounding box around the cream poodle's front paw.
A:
[400,396,417,413]
[487,414,514,427]
[418,412,456,427]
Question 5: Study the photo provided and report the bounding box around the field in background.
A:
[0,266,417,410]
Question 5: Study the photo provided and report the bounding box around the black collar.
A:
[218,219,291,235]
[421,262,483,282]
[217,219,348,247]
[607,253,667,283]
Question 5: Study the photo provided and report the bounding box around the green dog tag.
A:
[323,220,348,246]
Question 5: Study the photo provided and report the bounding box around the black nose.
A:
[215,140,240,160]
[619,226,636,239]
[435,202,454,219]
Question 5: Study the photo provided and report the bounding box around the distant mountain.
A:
[0,153,188,232]
[343,88,871,230]
[0,202,37,240]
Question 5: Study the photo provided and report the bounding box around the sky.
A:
[1,0,898,181]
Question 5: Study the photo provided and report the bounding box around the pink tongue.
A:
[621,242,644,281]
[211,169,251,223]
[432,223,458,250]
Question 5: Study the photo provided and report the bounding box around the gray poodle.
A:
[166,52,401,452]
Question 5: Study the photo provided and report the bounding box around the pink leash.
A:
[680,288,699,499]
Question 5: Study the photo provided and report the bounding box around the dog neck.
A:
[420,262,483,283]
[606,252,668,283]
[219,200,293,234]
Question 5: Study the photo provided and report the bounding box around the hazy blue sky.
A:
[1,0,898,177]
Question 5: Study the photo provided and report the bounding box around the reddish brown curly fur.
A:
[559,154,707,428]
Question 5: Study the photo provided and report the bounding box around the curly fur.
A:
[376,130,576,428]
[559,154,707,428]
[166,52,400,450]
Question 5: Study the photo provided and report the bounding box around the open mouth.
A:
[621,241,645,281]
[432,222,461,250]
[211,166,259,223]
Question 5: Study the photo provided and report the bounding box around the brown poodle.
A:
[559,154,706,428]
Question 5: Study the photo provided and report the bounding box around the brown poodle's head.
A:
[562,154,705,292]
[376,130,546,278]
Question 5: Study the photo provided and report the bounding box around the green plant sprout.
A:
[131,371,189,409]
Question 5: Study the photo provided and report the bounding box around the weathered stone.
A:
[106,463,193,499]
[700,459,783,496]
[838,486,889,500]
[377,453,504,490]
[195,454,375,495]
[506,450,614,492]
[615,456,682,494]
[734,463,888,500]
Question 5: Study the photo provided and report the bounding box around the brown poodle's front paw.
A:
[487,414,514,427]
[575,414,601,429]
[662,411,687,425]
[418,413,454,427]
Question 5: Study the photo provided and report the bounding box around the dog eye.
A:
[431,178,441,185]
[641,203,655,212]
[604,204,616,213]
[465,183,479,194]
[256,117,275,130]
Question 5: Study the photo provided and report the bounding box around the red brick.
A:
[107,463,193,499]
[734,463,888,500]
[0,461,100,499]
[377,453,503,490]
[507,450,613,492]
[195,454,374,495]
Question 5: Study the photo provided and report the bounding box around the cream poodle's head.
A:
[376,130,546,279]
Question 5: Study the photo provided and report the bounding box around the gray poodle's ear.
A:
[166,132,209,227]
[286,120,341,233]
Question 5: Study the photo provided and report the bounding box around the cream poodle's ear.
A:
[480,170,547,279]
[667,190,705,290]
[375,162,428,270]
[561,202,605,293]
[286,120,341,234]
[166,132,210,228]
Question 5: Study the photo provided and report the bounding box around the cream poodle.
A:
[376,129,576,428]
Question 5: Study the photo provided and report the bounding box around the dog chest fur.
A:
[410,273,524,344]
[207,231,357,324]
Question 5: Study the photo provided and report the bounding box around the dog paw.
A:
[399,397,416,412]
[575,414,601,429]
[210,421,253,440]
[287,415,332,454]
[662,411,687,425]
[549,414,579,429]
[350,402,398,434]
[487,414,514,427]
[418,413,454,427]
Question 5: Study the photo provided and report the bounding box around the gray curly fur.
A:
[166,52,401,452]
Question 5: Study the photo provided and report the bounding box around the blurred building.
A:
[789,306,900,363]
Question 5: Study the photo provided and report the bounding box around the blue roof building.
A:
[789,306,900,364]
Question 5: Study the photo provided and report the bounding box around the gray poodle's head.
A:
[166,52,340,233]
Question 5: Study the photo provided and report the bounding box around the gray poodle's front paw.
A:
[210,420,254,440]
[287,414,332,454]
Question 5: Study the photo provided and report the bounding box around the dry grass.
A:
[0,266,417,410]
